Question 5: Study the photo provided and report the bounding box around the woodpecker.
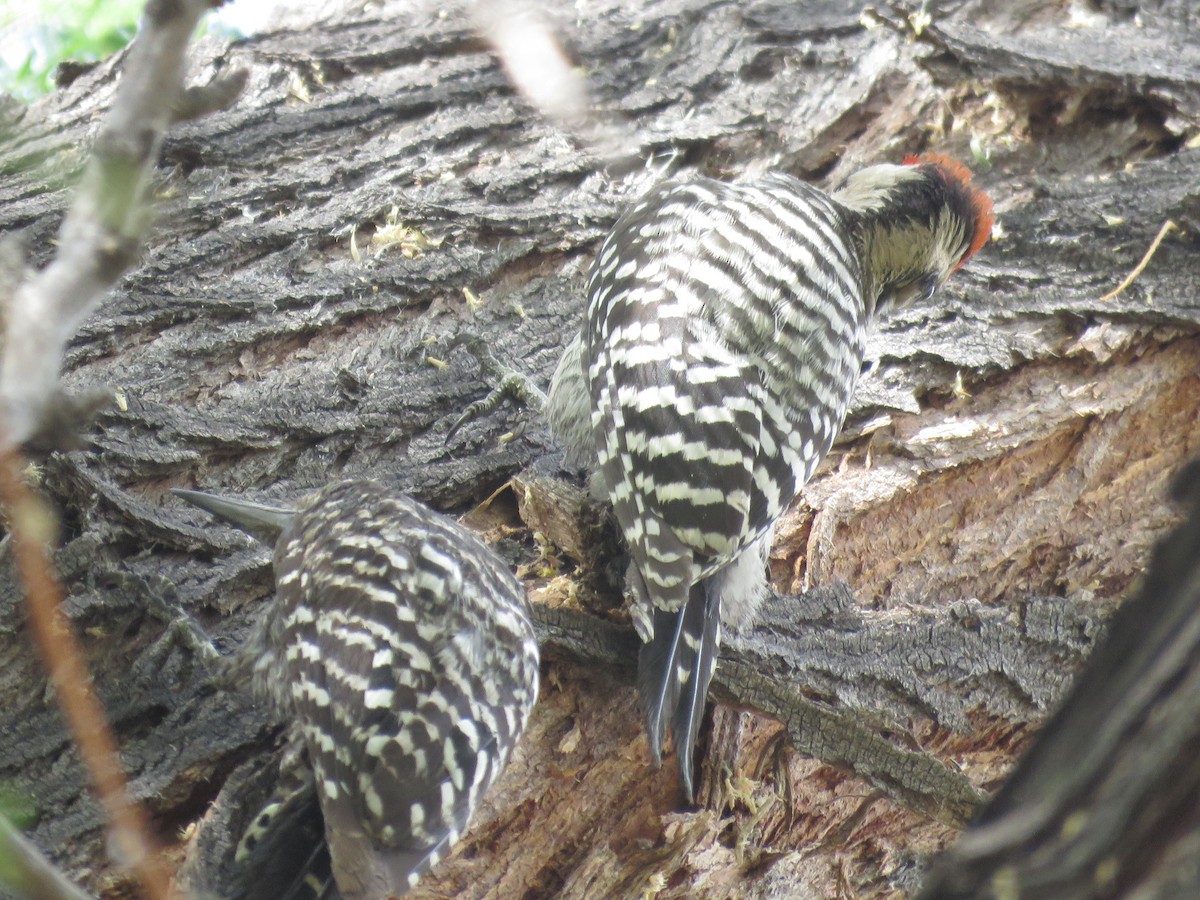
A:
[175,479,540,899]
[546,154,994,800]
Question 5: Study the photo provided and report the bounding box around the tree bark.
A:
[1,0,1199,896]
[918,458,1200,898]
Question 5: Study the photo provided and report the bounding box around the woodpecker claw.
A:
[134,613,220,686]
[127,572,221,686]
[444,332,548,442]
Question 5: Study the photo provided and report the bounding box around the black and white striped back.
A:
[583,174,868,639]
[265,481,540,897]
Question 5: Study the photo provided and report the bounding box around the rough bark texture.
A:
[1,0,1199,897]
[918,458,1200,898]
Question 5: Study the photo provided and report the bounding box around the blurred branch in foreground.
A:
[0,0,243,451]
[0,808,91,900]
[0,1,245,898]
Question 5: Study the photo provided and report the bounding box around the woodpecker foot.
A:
[138,612,220,681]
[445,333,548,442]
[132,575,220,684]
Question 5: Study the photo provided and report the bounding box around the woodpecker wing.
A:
[591,289,765,777]
[585,176,865,798]
[587,181,771,603]
[274,482,538,898]
[587,176,864,598]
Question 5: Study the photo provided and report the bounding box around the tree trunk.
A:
[1,0,1199,896]
[918,458,1200,898]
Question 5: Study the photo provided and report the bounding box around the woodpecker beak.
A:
[886,273,940,310]
[172,488,294,543]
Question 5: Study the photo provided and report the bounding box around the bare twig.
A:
[0,450,171,900]
[472,0,635,165]
[0,0,232,448]
[1099,219,1178,302]
[0,2,238,896]
[172,68,250,123]
[475,2,590,132]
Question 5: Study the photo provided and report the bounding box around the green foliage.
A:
[0,783,34,830]
[0,784,36,889]
[1,0,145,102]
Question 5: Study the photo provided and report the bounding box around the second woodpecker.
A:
[176,479,540,898]
[546,154,994,799]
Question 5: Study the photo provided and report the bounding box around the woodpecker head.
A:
[833,154,994,314]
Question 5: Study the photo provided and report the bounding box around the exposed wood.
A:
[0,0,1199,896]
[920,461,1200,899]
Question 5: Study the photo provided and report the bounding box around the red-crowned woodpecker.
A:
[546,155,994,799]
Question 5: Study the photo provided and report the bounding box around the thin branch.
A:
[1099,219,1177,302]
[475,2,591,133]
[0,0,229,449]
[0,3,236,895]
[471,0,640,166]
[0,450,171,900]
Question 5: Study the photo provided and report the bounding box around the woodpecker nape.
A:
[175,479,540,899]
[543,154,994,801]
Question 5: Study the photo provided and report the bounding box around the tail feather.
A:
[637,582,721,801]
[227,773,330,900]
[279,839,337,900]
[638,593,693,766]
[674,585,720,801]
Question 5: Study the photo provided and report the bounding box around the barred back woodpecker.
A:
[547,154,993,800]
[175,479,540,899]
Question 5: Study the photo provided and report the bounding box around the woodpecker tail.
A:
[227,768,332,900]
[638,581,720,802]
[279,840,337,900]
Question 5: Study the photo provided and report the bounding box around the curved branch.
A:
[0,0,235,448]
